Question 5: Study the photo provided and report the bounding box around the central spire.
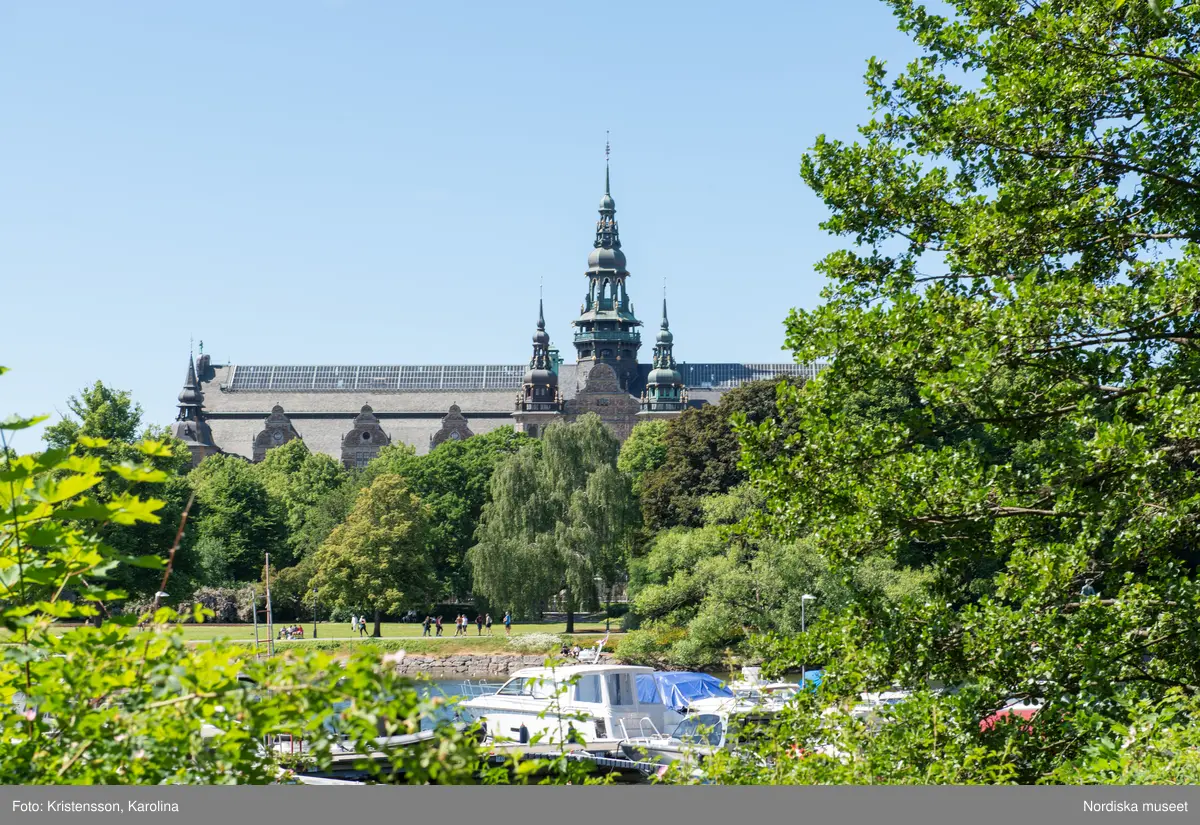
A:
[573,144,642,391]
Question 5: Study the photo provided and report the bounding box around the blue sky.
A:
[2,0,919,444]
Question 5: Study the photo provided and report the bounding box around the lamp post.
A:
[312,588,318,639]
[800,594,816,686]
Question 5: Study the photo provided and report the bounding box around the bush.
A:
[614,627,685,666]
[507,632,566,653]
[186,586,255,623]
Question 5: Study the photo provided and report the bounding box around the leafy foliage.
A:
[640,379,801,531]
[187,456,288,582]
[254,439,348,560]
[617,420,669,496]
[364,427,531,600]
[310,474,436,637]
[728,0,1200,782]
[470,414,638,632]
[620,488,930,667]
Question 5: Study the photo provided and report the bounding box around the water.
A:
[417,678,502,730]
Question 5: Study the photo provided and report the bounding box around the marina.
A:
[279,665,824,784]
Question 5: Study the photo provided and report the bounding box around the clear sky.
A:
[2,0,919,445]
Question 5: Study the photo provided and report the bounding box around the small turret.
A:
[521,299,560,400]
[514,298,564,435]
[172,352,218,465]
[641,298,686,415]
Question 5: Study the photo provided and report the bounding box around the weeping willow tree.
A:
[469,414,638,633]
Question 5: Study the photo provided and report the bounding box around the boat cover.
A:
[636,672,733,712]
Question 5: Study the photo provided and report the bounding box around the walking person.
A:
[422,615,432,637]
[358,615,368,637]
[458,614,466,637]
[485,613,493,636]
[350,614,358,636]
[504,611,512,637]
[476,613,484,636]
[435,615,443,636]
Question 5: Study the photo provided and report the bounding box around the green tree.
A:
[640,378,800,531]
[470,414,638,632]
[253,439,348,560]
[42,381,143,451]
[40,380,193,603]
[366,427,531,599]
[310,474,435,637]
[617,420,669,496]
[188,455,287,582]
[738,0,1200,780]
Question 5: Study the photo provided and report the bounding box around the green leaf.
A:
[0,414,49,431]
[135,439,174,458]
[123,554,167,570]
[76,435,111,449]
[36,473,103,504]
[109,463,168,484]
[52,497,112,521]
[103,495,164,525]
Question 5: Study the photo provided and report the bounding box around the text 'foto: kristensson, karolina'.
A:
[1084,800,1189,813]
[13,800,181,813]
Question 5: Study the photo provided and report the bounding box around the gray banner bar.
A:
[1,785,1196,825]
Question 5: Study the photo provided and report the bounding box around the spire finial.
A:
[538,296,545,330]
[605,132,611,195]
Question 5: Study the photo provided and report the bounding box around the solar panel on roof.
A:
[225,362,826,392]
[227,365,531,392]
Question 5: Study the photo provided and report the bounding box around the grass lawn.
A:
[184,621,613,642]
[3,621,618,645]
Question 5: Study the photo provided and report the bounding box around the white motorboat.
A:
[847,689,913,723]
[726,666,814,710]
[618,712,729,768]
[634,671,736,728]
[457,664,667,752]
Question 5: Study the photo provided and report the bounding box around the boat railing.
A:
[458,679,497,698]
[618,716,663,742]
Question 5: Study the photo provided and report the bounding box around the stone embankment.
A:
[392,652,613,678]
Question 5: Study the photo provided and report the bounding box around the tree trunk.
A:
[373,608,382,638]
[564,587,575,635]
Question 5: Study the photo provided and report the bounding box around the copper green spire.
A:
[605,132,611,195]
[599,135,616,215]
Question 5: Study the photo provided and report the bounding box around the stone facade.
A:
[251,405,300,462]
[340,405,391,469]
[565,363,646,442]
[430,404,474,448]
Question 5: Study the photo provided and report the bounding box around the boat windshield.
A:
[669,714,724,747]
[496,676,562,699]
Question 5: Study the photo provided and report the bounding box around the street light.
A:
[312,588,318,640]
[800,594,816,686]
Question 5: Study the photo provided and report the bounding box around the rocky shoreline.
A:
[393,652,613,678]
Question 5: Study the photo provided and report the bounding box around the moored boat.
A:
[457,663,667,752]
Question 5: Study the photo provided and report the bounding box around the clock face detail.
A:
[272,430,284,443]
